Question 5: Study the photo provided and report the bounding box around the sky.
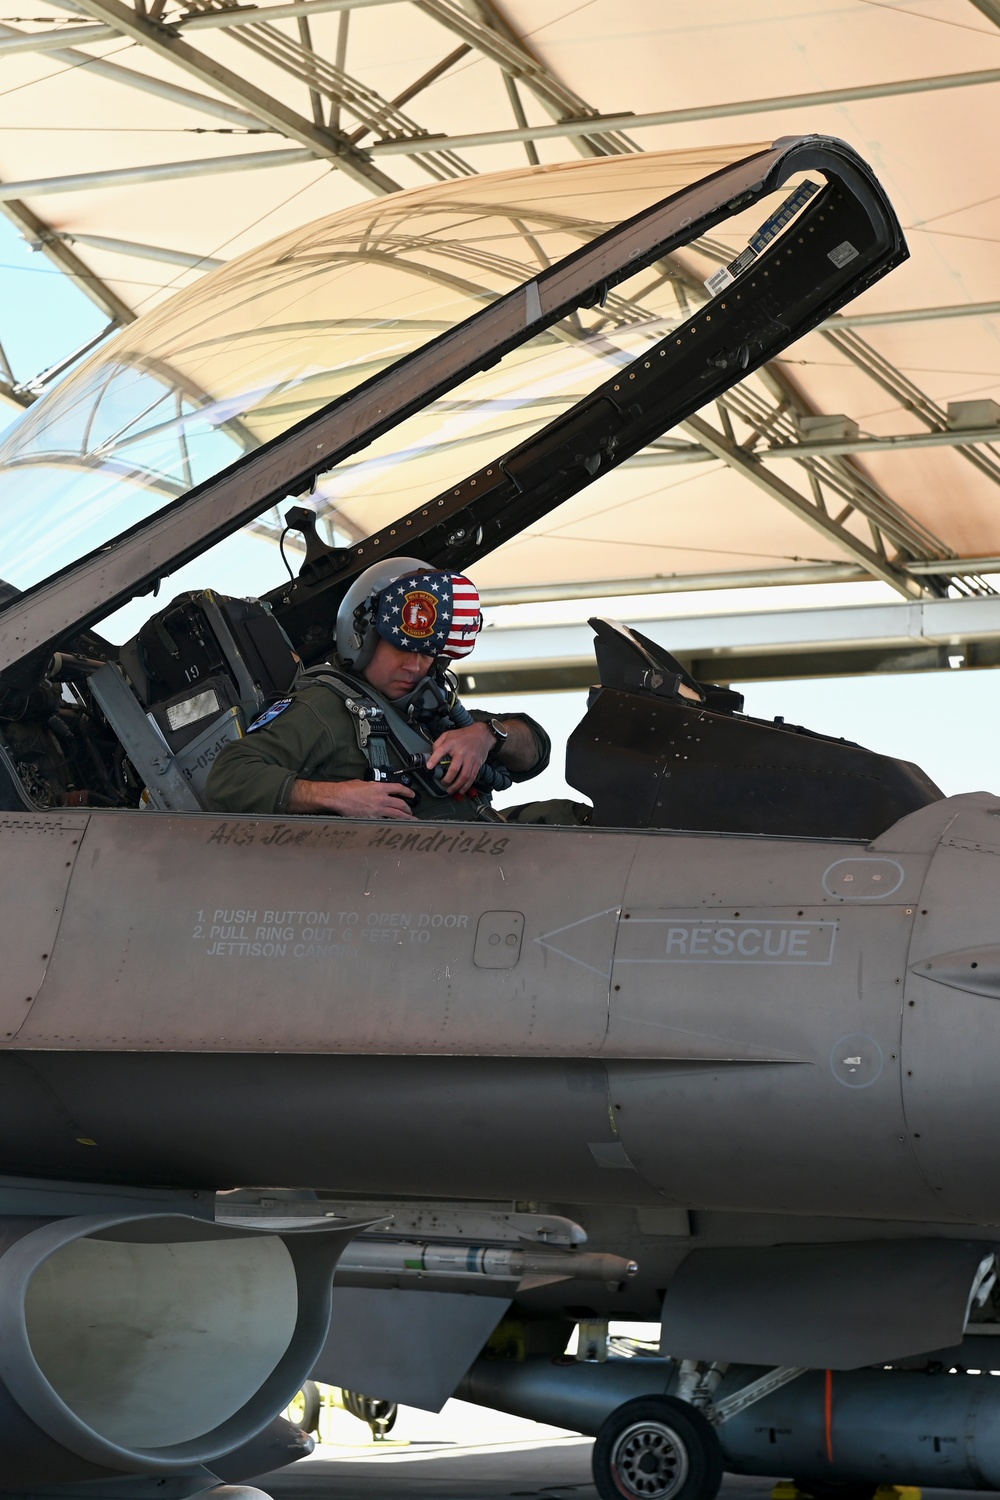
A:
[3,236,1000,811]
[0,216,110,394]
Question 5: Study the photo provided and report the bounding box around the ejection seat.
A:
[566,619,942,841]
[90,590,300,810]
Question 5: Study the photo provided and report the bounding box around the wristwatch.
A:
[487,718,508,748]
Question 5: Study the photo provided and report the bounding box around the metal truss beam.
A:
[13,321,116,396]
[0,22,114,50]
[50,230,225,270]
[364,41,471,120]
[477,564,869,607]
[179,0,401,24]
[459,640,1000,693]
[475,556,1000,608]
[681,413,922,598]
[968,2,1000,29]
[0,0,400,46]
[0,148,314,200]
[911,556,1000,575]
[626,425,1000,465]
[0,197,134,327]
[502,71,540,166]
[0,19,264,130]
[216,14,475,179]
[830,298,1000,329]
[455,595,1000,694]
[368,65,1000,153]
[416,0,635,157]
[67,0,403,194]
[822,324,1000,493]
[714,362,958,585]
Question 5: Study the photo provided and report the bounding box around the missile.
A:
[337,1237,639,1284]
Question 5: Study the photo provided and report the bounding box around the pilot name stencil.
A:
[204,822,509,856]
[367,826,510,856]
[620,917,838,966]
[206,821,360,850]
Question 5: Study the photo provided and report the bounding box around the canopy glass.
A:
[0,145,768,595]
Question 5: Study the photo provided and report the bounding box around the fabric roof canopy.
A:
[0,0,999,603]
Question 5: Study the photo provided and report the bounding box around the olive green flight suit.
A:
[205,679,550,820]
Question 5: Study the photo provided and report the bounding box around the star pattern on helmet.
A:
[374,571,482,660]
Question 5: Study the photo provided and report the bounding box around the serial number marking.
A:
[618,918,837,966]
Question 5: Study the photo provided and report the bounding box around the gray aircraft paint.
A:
[4,794,999,1226]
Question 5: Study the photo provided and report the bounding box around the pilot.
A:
[205,560,549,822]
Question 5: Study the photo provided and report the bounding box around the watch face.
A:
[489,719,508,741]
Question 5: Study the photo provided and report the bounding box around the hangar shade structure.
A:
[1,0,1000,611]
[1,140,998,621]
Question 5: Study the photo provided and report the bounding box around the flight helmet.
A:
[335,558,482,672]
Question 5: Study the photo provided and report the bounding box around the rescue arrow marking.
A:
[534,907,621,978]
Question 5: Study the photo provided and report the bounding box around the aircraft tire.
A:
[592,1395,724,1500]
[284,1379,321,1433]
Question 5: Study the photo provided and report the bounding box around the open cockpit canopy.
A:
[0,134,905,678]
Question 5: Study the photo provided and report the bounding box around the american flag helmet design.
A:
[374,571,482,660]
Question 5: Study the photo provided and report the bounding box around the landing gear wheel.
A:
[592,1396,724,1500]
[284,1379,321,1433]
[342,1388,398,1439]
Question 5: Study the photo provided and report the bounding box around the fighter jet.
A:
[0,135,994,1500]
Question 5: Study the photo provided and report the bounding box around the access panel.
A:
[603,831,942,1220]
[901,796,1000,1220]
[0,813,88,1039]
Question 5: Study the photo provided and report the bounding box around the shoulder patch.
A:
[247,698,293,732]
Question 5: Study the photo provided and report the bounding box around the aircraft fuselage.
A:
[2,793,996,1226]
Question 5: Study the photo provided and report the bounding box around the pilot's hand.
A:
[289,777,417,819]
[426,723,495,794]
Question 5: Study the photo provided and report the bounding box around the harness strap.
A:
[306,663,460,782]
[304,664,501,818]
[303,666,403,771]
